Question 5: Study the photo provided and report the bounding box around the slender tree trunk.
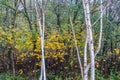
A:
[57,0,61,29]
[95,0,103,57]
[69,15,83,79]
[54,0,61,31]
[67,2,84,79]
[82,0,95,80]
[30,0,32,21]
[12,0,17,26]
[23,0,32,30]
[35,0,46,80]
[5,8,9,25]
[40,7,46,79]
[11,51,16,80]
[84,36,88,80]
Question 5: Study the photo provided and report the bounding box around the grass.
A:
[0,71,120,80]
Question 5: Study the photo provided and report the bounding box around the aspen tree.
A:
[82,0,103,80]
[35,0,46,80]
[82,0,95,80]
[66,3,84,79]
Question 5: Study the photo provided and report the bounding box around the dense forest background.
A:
[0,0,120,80]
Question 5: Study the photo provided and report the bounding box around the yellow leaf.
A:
[18,69,23,75]
[7,35,12,40]
[114,48,120,55]
[70,60,73,65]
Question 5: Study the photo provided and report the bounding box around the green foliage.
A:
[96,70,106,80]
[0,73,28,80]
[96,70,120,80]
[109,71,120,80]
[47,73,82,80]
[47,73,62,80]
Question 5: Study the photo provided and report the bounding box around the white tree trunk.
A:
[35,0,46,80]
[67,4,83,79]
[95,0,103,57]
[83,36,88,80]
[69,15,83,79]
[82,0,95,80]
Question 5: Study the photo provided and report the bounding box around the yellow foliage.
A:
[96,64,99,68]
[64,67,68,69]
[15,45,21,50]
[7,35,12,40]
[20,53,26,58]
[35,37,41,52]
[60,60,64,62]
[70,60,73,66]
[96,62,99,68]
[119,56,120,60]
[34,49,40,52]
[9,41,14,44]
[17,53,27,61]
[35,61,41,66]
[26,41,32,45]
[30,53,42,59]
[18,69,23,75]
[33,69,39,73]
[29,44,34,49]
[114,48,120,55]
[0,25,86,68]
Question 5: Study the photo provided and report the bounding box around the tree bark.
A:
[69,14,83,79]
[35,0,46,80]
[5,8,9,25]
[95,0,103,57]
[83,36,88,80]
[82,0,95,80]
[22,0,32,30]
[11,51,16,80]
[66,3,84,79]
